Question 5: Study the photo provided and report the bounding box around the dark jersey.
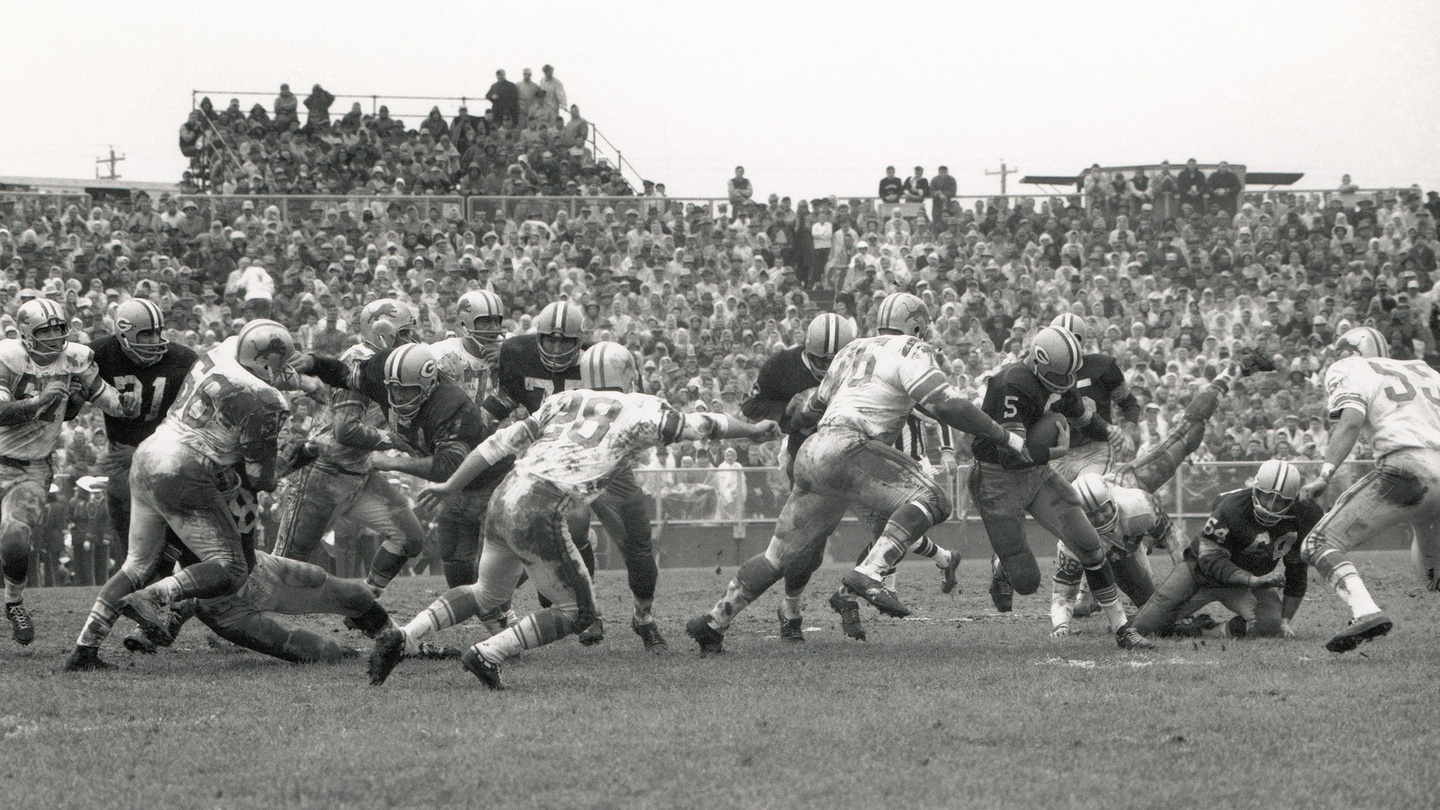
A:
[483,333,594,421]
[88,336,199,448]
[311,350,511,491]
[741,346,818,458]
[973,362,1086,468]
[1070,353,1139,448]
[1189,488,1320,599]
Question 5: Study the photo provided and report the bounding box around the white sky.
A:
[6,0,1439,199]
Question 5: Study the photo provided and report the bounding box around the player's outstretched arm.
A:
[918,384,1027,460]
[1300,408,1365,501]
[677,412,780,444]
[414,417,541,510]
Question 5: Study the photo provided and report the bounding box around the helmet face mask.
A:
[1074,474,1118,534]
[383,344,439,419]
[235,319,296,384]
[457,291,505,346]
[1252,459,1300,526]
[534,301,585,372]
[115,299,169,366]
[17,299,70,365]
[1030,326,1083,393]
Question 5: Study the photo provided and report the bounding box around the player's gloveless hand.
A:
[752,420,782,443]
[1300,478,1328,502]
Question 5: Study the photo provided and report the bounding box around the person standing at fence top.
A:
[1206,162,1242,217]
[562,105,589,150]
[1177,159,1208,215]
[516,69,545,127]
[930,166,957,224]
[304,85,335,128]
[1151,161,1179,221]
[486,70,519,126]
[538,64,567,123]
[728,167,754,221]
[274,84,299,131]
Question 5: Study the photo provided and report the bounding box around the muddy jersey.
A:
[148,341,290,470]
[0,340,124,460]
[432,336,499,409]
[89,336,199,448]
[812,334,950,445]
[310,343,384,474]
[478,389,723,503]
[1096,483,1172,555]
[1325,355,1440,458]
[1070,353,1136,449]
[1190,488,1321,596]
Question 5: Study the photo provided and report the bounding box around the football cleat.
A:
[827,590,867,641]
[1170,613,1219,639]
[1072,590,1101,618]
[939,551,962,595]
[631,617,668,653]
[118,590,174,646]
[577,616,605,647]
[338,646,362,660]
[1325,613,1393,653]
[777,605,804,643]
[460,648,505,690]
[1050,623,1071,639]
[1234,347,1277,377]
[841,570,911,618]
[6,602,34,645]
[367,628,407,686]
[1115,622,1156,650]
[407,642,463,660]
[988,557,1013,613]
[63,645,116,672]
[122,635,158,654]
[685,615,725,654]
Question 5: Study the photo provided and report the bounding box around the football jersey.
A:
[432,336,497,408]
[1325,355,1440,457]
[89,335,200,448]
[310,342,383,474]
[742,346,820,458]
[813,335,950,445]
[1190,488,1321,588]
[149,339,291,469]
[0,340,117,460]
[486,389,706,503]
[1097,483,1171,555]
[971,362,1082,468]
[1070,353,1134,449]
[484,333,591,420]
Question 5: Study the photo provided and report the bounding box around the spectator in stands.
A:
[727,167,753,220]
[879,166,902,203]
[179,111,204,159]
[303,84,335,128]
[903,166,929,201]
[1207,161,1242,216]
[930,165,957,223]
[486,69,519,126]
[274,84,299,130]
[562,104,589,149]
[1178,158,1207,213]
[538,64,567,122]
[517,68,545,126]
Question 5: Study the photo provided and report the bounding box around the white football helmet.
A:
[1029,326,1083,392]
[534,301,586,372]
[875,292,930,339]
[802,313,857,380]
[1074,473,1118,534]
[357,298,411,351]
[456,290,506,345]
[579,341,637,393]
[16,299,70,365]
[235,319,296,384]
[113,298,169,366]
[1252,459,1301,527]
[383,343,439,420]
[1050,313,1088,346]
[1334,326,1389,359]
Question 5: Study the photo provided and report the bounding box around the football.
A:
[1027,412,1069,458]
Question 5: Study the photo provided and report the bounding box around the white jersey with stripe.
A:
[813,334,950,445]
[479,388,721,503]
[148,337,290,469]
[1325,355,1440,458]
[1097,484,1170,554]
[312,342,383,473]
[432,336,497,407]
[0,340,110,460]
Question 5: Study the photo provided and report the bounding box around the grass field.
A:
[1,551,1435,810]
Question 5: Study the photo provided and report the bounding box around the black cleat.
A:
[460,648,505,690]
[777,606,804,643]
[988,557,1013,613]
[631,618,668,653]
[939,551,963,595]
[1170,613,1219,639]
[6,602,34,645]
[122,635,158,654]
[63,645,116,672]
[577,616,605,647]
[1325,613,1393,653]
[685,615,725,654]
[1235,347,1277,377]
[118,590,174,646]
[827,590,866,641]
[406,642,462,660]
[367,628,407,686]
[1116,622,1156,650]
[841,570,911,618]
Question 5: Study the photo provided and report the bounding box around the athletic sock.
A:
[779,595,802,621]
[76,599,121,648]
[151,576,183,604]
[3,575,24,605]
[403,586,483,649]
[856,537,907,580]
[911,537,941,559]
[1329,561,1382,618]
[633,598,654,625]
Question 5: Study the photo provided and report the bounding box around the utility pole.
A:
[985,160,1016,195]
[95,147,125,180]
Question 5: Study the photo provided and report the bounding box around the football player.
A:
[369,342,778,689]
[66,319,295,670]
[1049,346,1275,636]
[1,299,138,645]
[742,311,960,643]
[969,326,1153,649]
[271,299,430,596]
[686,292,1026,653]
[432,290,506,410]
[1299,326,1440,652]
[482,301,665,651]
[1131,459,1319,640]
[90,298,201,562]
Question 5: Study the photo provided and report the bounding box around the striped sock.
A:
[1329,562,1381,618]
[77,599,121,648]
[3,576,23,605]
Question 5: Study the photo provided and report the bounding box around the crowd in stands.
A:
[177,68,630,198]
[5,143,1440,583]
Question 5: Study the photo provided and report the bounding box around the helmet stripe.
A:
[826,314,838,354]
